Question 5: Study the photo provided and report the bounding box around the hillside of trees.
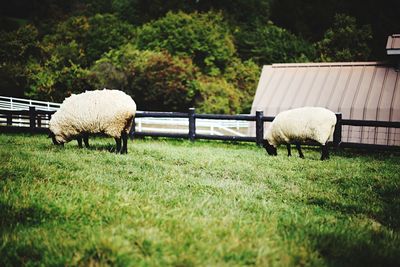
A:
[1,0,399,113]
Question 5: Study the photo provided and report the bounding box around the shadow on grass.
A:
[374,185,400,230]
[85,143,117,153]
[307,197,400,231]
[0,202,48,265]
[333,147,400,160]
[292,145,400,161]
[307,181,400,231]
[310,230,400,267]
[0,202,60,229]
[47,142,118,153]
[75,243,131,267]
[0,243,44,267]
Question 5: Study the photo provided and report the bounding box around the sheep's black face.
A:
[49,132,63,146]
[263,140,277,156]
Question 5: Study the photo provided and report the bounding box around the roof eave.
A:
[387,49,400,55]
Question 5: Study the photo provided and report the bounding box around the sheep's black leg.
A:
[115,137,121,153]
[296,143,304,159]
[121,131,128,154]
[325,147,330,160]
[83,133,89,148]
[286,144,292,157]
[77,136,83,148]
[320,145,329,160]
[51,134,58,145]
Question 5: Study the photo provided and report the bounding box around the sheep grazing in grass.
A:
[262,107,337,160]
[49,89,137,154]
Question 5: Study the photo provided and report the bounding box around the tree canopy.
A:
[0,0,396,113]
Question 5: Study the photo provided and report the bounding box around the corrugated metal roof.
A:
[251,62,400,146]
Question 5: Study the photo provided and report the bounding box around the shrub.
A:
[89,62,128,91]
[91,44,260,114]
[194,77,242,115]
[223,58,260,113]
[130,51,199,111]
[90,45,199,111]
[26,57,93,102]
[88,44,152,92]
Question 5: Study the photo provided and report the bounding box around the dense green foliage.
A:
[0,0,395,113]
[270,0,398,59]
[136,11,235,76]
[195,77,242,114]
[0,24,41,97]
[90,45,199,112]
[1,134,400,266]
[236,21,317,64]
[316,14,373,62]
[89,44,259,113]
[22,14,135,102]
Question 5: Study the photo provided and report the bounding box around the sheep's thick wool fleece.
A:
[265,107,337,146]
[50,89,136,142]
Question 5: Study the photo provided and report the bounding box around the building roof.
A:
[251,62,400,145]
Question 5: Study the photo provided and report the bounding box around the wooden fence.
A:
[1,107,400,150]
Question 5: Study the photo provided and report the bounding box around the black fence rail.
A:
[0,107,54,134]
[1,107,399,150]
[135,108,260,143]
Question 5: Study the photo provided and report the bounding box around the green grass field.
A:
[1,133,399,266]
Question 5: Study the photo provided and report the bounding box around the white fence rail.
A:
[0,96,61,111]
[0,96,251,136]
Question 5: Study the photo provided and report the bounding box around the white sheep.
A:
[49,89,137,154]
[262,107,337,160]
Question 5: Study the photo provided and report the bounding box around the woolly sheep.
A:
[262,107,337,160]
[49,89,136,154]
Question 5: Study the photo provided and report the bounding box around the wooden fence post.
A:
[129,117,136,138]
[29,106,36,130]
[37,115,42,128]
[333,113,342,147]
[255,110,264,146]
[7,112,12,126]
[188,108,196,142]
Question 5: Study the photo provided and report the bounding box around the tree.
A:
[24,14,135,100]
[42,14,134,66]
[316,14,372,62]
[0,24,41,97]
[111,0,271,26]
[86,14,135,63]
[25,57,93,101]
[135,11,236,75]
[235,21,316,65]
